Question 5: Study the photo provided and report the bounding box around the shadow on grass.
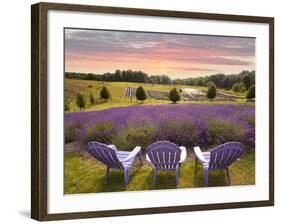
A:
[64,150,255,194]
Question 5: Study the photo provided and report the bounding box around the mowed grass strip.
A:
[64,150,255,194]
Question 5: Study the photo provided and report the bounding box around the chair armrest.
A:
[194,146,207,164]
[179,146,187,163]
[145,153,151,163]
[108,144,117,151]
[120,146,141,162]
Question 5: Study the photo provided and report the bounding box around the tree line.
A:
[65,70,255,92]
[65,70,172,85]
[173,70,255,91]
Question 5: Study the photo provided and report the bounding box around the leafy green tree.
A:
[206,83,217,99]
[136,86,147,101]
[169,88,181,103]
[232,82,240,92]
[115,69,122,81]
[246,85,255,99]
[100,86,110,100]
[89,92,95,105]
[76,93,86,111]
[243,75,251,90]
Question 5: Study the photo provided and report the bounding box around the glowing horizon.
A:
[65,29,255,79]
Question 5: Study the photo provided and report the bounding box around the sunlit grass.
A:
[64,150,255,194]
[65,79,252,112]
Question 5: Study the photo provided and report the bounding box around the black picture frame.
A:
[31,2,274,221]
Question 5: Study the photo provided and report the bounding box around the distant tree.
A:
[206,83,217,99]
[136,86,147,101]
[242,75,251,90]
[65,100,70,112]
[169,88,181,103]
[100,86,110,100]
[221,76,230,89]
[89,92,95,105]
[115,69,122,81]
[76,93,86,111]
[206,81,213,87]
[232,82,241,92]
[246,85,255,99]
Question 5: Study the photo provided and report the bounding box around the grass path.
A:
[64,150,255,194]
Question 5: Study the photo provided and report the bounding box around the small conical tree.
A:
[206,83,217,99]
[89,92,95,105]
[76,93,86,111]
[136,86,147,101]
[169,88,181,103]
[100,86,110,100]
[246,85,255,99]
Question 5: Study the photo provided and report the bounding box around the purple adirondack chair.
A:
[86,141,142,185]
[194,142,245,187]
[146,141,187,187]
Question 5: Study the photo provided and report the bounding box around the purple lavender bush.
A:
[65,104,255,150]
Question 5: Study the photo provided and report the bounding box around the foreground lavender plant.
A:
[65,104,255,150]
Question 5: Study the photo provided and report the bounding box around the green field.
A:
[65,79,251,112]
[65,149,255,194]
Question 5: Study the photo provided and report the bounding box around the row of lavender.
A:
[65,104,255,151]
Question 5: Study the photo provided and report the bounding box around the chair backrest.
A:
[87,142,123,169]
[146,141,181,170]
[209,142,245,169]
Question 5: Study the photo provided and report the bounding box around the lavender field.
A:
[65,104,255,151]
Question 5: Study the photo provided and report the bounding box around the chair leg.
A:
[203,167,209,187]
[194,157,198,176]
[175,166,179,187]
[138,153,143,166]
[104,167,110,184]
[124,168,129,186]
[226,168,231,185]
[153,167,157,186]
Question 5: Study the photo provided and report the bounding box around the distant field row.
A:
[65,79,245,100]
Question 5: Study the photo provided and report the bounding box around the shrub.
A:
[246,85,255,99]
[136,86,147,101]
[76,93,86,111]
[240,86,246,93]
[232,82,246,93]
[83,122,114,144]
[206,83,216,99]
[65,122,83,143]
[100,86,110,100]
[169,88,181,103]
[111,125,158,151]
[208,119,245,145]
[232,82,240,92]
[89,92,95,105]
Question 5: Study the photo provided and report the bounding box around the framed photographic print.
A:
[31,2,274,221]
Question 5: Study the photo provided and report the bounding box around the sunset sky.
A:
[65,28,255,79]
